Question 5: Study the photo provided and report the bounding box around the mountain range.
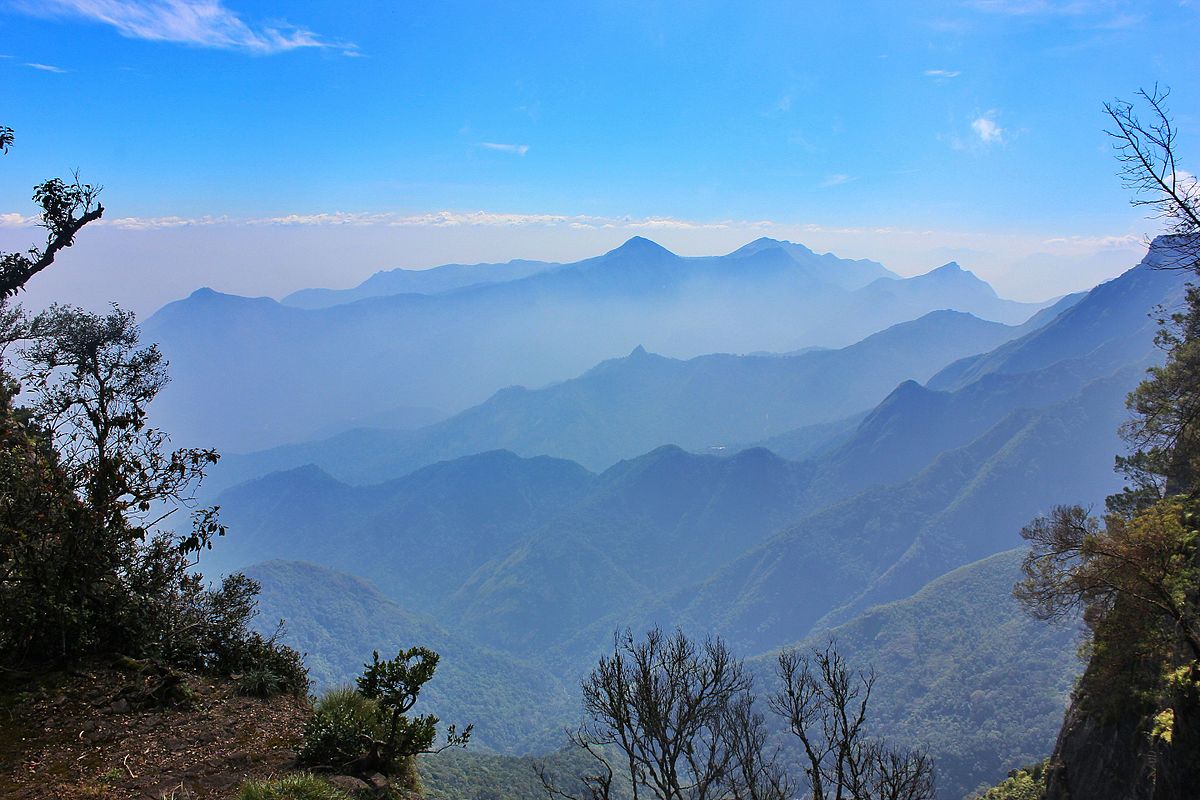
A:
[145,237,1049,452]
[207,303,1077,491]
[179,237,1186,798]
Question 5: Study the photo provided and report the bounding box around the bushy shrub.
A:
[970,761,1047,800]
[237,772,353,800]
[299,687,385,773]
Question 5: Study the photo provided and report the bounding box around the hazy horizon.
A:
[2,0,1196,314]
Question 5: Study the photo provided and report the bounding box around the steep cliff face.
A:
[1045,658,1200,799]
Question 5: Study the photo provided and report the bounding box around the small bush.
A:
[237,772,352,800]
[298,687,385,773]
[227,629,309,697]
[238,667,285,698]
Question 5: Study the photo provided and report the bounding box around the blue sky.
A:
[1,0,1198,312]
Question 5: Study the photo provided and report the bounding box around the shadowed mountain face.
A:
[209,307,1051,491]
[145,237,1048,452]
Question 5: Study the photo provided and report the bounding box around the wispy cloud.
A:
[964,0,1142,29]
[971,113,1004,145]
[24,0,354,55]
[964,0,1093,15]
[923,69,961,78]
[478,142,530,156]
[24,62,68,72]
[1042,233,1143,248]
[0,209,767,232]
[820,174,855,188]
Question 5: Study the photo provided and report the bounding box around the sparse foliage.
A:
[1105,85,1200,252]
[20,304,221,536]
[542,627,780,800]
[771,644,935,800]
[545,629,930,800]
[358,646,472,769]
[0,174,104,299]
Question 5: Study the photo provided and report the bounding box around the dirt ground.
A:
[0,660,310,799]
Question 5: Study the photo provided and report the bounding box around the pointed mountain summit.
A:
[919,261,991,288]
[727,236,807,258]
[603,235,677,259]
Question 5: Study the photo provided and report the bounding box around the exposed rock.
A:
[327,774,373,797]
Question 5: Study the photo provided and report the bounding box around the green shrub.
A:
[237,772,352,800]
[971,760,1047,800]
[298,687,385,773]
[237,667,285,698]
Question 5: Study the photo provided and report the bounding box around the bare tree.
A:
[540,627,785,800]
[770,643,935,800]
[722,691,792,800]
[1104,85,1199,271]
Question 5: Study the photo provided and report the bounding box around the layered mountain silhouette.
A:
[145,237,1049,452]
[214,247,1181,663]
[282,258,558,309]
[189,239,1192,799]
[210,305,1066,491]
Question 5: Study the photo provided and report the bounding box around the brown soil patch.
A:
[0,661,310,799]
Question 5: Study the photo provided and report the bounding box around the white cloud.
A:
[25,62,67,72]
[105,214,230,229]
[478,142,530,156]
[1042,233,1144,248]
[0,212,39,227]
[0,209,757,232]
[27,0,353,55]
[971,114,1004,144]
[923,69,961,78]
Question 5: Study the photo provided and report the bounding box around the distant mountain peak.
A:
[605,236,675,258]
[913,262,997,296]
[929,261,966,274]
[729,237,814,257]
[629,344,649,358]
